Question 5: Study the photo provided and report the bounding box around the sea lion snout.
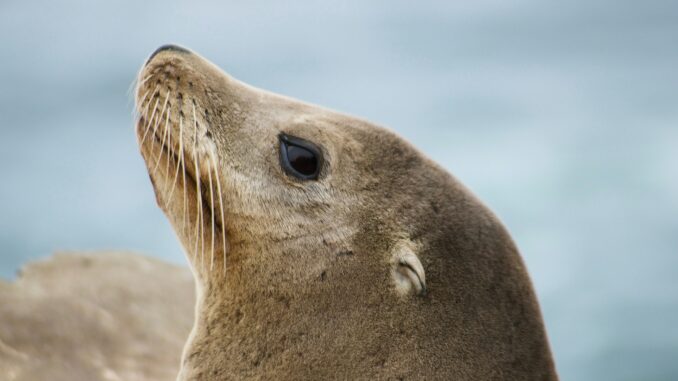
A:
[146,43,191,65]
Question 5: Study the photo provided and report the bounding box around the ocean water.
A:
[1,1,677,379]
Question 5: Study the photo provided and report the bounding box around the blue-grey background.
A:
[1,1,676,379]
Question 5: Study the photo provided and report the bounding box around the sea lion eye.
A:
[279,134,322,180]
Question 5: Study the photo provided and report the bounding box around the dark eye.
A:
[279,134,322,180]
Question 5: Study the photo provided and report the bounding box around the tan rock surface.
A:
[0,252,194,381]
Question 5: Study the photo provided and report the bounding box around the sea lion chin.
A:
[134,44,558,380]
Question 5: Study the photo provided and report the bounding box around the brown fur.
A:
[134,45,558,380]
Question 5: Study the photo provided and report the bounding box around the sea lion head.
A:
[134,45,557,380]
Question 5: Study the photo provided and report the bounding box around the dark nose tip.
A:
[146,44,191,65]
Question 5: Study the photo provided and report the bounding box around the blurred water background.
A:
[1,1,677,379]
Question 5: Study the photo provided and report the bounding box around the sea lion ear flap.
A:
[390,241,426,297]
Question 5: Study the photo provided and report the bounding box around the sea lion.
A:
[0,252,194,381]
[134,44,558,380]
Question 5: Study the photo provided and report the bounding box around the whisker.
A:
[140,95,161,145]
[165,104,173,180]
[135,89,151,117]
[150,92,171,153]
[207,155,216,271]
[134,93,152,132]
[127,75,147,110]
[153,100,172,173]
[193,146,202,268]
[167,114,184,203]
[138,75,153,86]
[134,80,154,105]
[128,74,152,97]
[179,117,188,236]
[210,154,227,274]
[193,103,205,271]
[127,78,138,100]
[138,84,159,115]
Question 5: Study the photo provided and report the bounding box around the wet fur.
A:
[135,47,558,380]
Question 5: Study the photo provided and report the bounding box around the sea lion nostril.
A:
[146,44,191,65]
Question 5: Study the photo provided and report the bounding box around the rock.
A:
[0,252,194,381]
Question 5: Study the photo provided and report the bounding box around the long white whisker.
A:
[193,147,202,269]
[129,75,152,98]
[128,74,150,110]
[136,81,155,105]
[137,84,159,127]
[165,104,173,180]
[138,75,153,86]
[210,154,227,274]
[207,155,216,271]
[167,113,184,203]
[135,89,151,118]
[180,117,188,236]
[140,95,161,145]
[153,101,172,173]
[150,92,170,153]
[193,103,205,271]
[134,93,152,136]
